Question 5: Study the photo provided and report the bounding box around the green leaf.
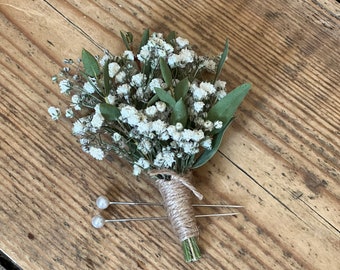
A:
[120,31,133,50]
[170,98,188,126]
[166,31,176,46]
[174,77,189,101]
[207,82,251,123]
[82,49,100,77]
[159,58,172,87]
[154,87,176,108]
[192,118,234,169]
[138,29,149,53]
[147,94,159,107]
[213,39,229,83]
[100,103,120,121]
[103,60,110,97]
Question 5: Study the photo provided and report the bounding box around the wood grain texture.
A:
[0,0,339,269]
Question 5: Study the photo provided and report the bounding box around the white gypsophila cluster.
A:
[49,31,231,172]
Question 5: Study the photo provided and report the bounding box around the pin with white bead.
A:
[92,195,243,228]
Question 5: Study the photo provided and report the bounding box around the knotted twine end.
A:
[149,170,203,242]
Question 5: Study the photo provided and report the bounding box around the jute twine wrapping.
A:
[149,170,203,242]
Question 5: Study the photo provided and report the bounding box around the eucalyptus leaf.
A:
[154,87,176,108]
[82,49,100,77]
[213,39,229,83]
[100,103,120,121]
[174,77,189,101]
[166,31,176,46]
[170,98,188,126]
[103,60,110,97]
[207,82,251,124]
[147,94,159,107]
[138,29,149,53]
[159,58,172,87]
[192,118,234,169]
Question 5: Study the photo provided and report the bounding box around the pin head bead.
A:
[96,195,110,209]
[92,215,105,228]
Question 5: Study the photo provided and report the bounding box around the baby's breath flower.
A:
[176,37,189,48]
[89,146,105,160]
[115,71,126,83]
[193,101,205,113]
[201,138,212,149]
[59,79,71,94]
[131,73,147,88]
[123,50,134,60]
[65,108,74,118]
[108,62,120,78]
[91,104,104,129]
[203,120,214,131]
[48,106,60,120]
[155,101,166,112]
[99,54,110,66]
[133,164,142,176]
[83,81,96,94]
[117,84,131,96]
[145,105,157,117]
[214,121,223,129]
[112,132,122,142]
[215,80,226,90]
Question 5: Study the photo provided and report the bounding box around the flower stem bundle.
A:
[49,29,250,262]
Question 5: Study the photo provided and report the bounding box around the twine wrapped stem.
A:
[149,169,203,262]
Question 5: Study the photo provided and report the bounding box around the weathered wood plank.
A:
[0,0,339,269]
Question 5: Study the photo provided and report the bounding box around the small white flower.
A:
[167,54,179,68]
[192,130,205,141]
[145,106,157,117]
[179,48,195,64]
[175,122,183,131]
[123,50,134,60]
[83,81,96,94]
[176,37,189,48]
[71,94,81,110]
[154,150,175,168]
[155,101,166,112]
[191,84,207,100]
[112,132,122,142]
[215,80,226,90]
[91,104,104,129]
[72,117,88,135]
[89,146,105,160]
[151,120,167,135]
[65,108,74,118]
[200,82,216,95]
[106,94,116,105]
[131,73,146,87]
[137,138,152,154]
[203,120,214,131]
[99,54,110,66]
[116,84,131,96]
[202,59,216,71]
[216,90,227,100]
[193,101,205,113]
[214,120,223,129]
[108,62,120,78]
[148,78,163,93]
[48,106,60,120]
[133,164,142,176]
[201,138,212,149]
[59,79,71,94]
[136,157,150,169]
[115,71,126,83]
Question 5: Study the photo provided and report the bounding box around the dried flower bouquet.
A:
[49,29,250,262]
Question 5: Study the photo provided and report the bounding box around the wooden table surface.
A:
[0,0,339,269]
